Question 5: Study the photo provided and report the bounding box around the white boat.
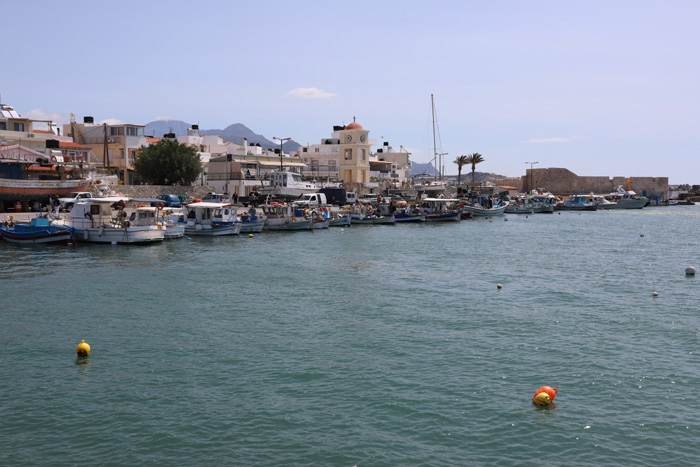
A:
[605,187,648,209]
[182,202,242,236]
[328,212,351,227]
[418,198,462,222]
[56,197,165,244]
[127,206,185,239]
[261,203,313,231]
[590,194,618,210]
[258,171,319,200]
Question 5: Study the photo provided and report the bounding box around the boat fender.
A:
[77,156,84,163]
[117,200,126,210]
[156,202,164,210]
[51,155,57,162]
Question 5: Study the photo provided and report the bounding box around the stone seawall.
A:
[99,185,216,199]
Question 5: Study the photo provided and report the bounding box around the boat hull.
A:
[0,225,75,245]
[329,217,351,227]
[239,221,265,233]
[394,213,425,222]
[462,204,508,216]
[184,221,241,236]
[265,219,313,231]
[72,226,165,243]
[0,179,91,201]
[424,212,461,222]
[617,199,648,209]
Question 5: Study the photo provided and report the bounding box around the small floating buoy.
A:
[340,228,344,232]
[186,237,192,241]
[525,215,528,218]
[640,234,645,237]
[686,266,695,275]
[533,392,551,406]
[248,234,254,238]
[533,385,557,405]
[497,283,502,289]
[76,339,90,357]
[652,291,658,297]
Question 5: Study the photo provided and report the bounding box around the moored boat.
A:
[182,202,242,236]
[0,216,75,245]
[261,203,313,231]
[55,197,165,244]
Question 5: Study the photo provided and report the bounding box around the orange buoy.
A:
[533,385,558,403]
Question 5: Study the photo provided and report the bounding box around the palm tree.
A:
[465,153,485,185]
[454,155,469,185]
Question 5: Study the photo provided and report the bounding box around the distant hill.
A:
[144,119,301,152]
[411,162,506,182]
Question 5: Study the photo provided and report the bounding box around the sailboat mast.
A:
[432,94,437,180]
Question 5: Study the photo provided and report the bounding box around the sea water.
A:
[1,207,699,465]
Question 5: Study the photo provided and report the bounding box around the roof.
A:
[33,129,55,134]
[346,122,364,130]
[258,160,306,167]
[185,202,233,208]
[146,137,161,144]
[59,141,91,149]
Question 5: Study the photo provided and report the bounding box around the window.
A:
[329,160,336,167]
[0,122,5,130]
[314,148,319,153]
[110,127,125,136]
[14,122,24,131]
[344,148,352,160]
[361,149,366,161]
[126,127,140,136]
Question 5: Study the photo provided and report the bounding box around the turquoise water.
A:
[1,207,699,465]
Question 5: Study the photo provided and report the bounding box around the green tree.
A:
[465,153,485,185]
[454,155,469,185]
[134,139,203,185]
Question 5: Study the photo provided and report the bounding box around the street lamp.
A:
[273,137,291,171]
[525,161,539,193]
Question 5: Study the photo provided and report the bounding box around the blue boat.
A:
[0,216,75,245]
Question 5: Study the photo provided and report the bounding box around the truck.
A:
[292,193,327,208]
[58,192,93,211]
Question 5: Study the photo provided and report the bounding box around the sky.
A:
[4,0,699,183]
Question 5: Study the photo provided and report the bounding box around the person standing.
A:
[52,195,61,215]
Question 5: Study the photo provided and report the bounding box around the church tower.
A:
[338,117,370,190]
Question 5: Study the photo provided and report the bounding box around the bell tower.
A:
[338,117,370,188]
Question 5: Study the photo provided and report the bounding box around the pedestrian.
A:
[233,191,238,204]
[52,195,61,215]
[249,192,256,207]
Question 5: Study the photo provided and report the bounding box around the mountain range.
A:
[144,119,301,153]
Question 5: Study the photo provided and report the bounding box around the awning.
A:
[258,160,307,167]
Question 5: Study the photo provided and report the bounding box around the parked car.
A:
[202,193,230,203]
[155,194,181,207]
[58,192,93,211]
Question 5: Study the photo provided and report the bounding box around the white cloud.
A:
[287,87,336,99]
[99,118,126,125]
[23,109,70,128]
[154,115,172,121]
[526,137,572,144]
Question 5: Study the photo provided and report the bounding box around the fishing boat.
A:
[55,197,165,244]
[328,211,351,227]
[261,203,313,231]
[460,195,509,216]
[558,195,597,211]
[349,203,395,224]
[418,198,462,222]
[529,193,557,213]
[605,186,648,209]
[182,202,242,236]
[236,207,265,233]
[127,205,185,239]
[0,216,75,245]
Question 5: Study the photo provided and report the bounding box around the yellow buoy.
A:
[248,234,254,238]
[76,339,90,357]
[533,392,551,406]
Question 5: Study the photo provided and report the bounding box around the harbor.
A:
[2,205,699,465]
